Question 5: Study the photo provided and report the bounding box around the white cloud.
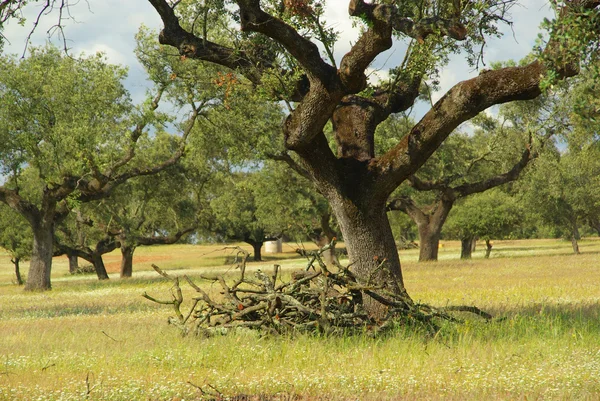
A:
[2,0,554,107]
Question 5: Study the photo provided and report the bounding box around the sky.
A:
[2,0,553,110]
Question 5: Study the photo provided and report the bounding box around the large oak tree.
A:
[143,0,599,311]
[3,1,599,312]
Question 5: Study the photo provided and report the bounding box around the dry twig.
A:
[143,242,494,336]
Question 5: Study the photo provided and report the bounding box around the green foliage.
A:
[0,46,133,185]
[99,164,203,246]
[521,144,600,240]
[536,4,600,90]
[0,203,32,261]
[252,161,330,242]
[209,161,328,245]
[136,26,285,168]
[444,189,523,241]
[517,66,600,239]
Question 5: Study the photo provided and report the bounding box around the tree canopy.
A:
[0,45,198,290]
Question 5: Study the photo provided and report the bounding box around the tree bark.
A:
[571,219,581,255]
[417,224,441,262]
[92,253,110,280]
[12,257,23,286]
[120,245,135,278]
[68,254,78,274]
[484,239,493,259]
[246,240,263,262]
[25,220,54,291]
[460,236,474,259]
[388,196,453,262]
[332,196,403,290]
[571,236,580,254]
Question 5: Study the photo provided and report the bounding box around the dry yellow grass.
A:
[1,239,599,400]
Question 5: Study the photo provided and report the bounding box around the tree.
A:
[143,0,599,313]
[444,189,523,259]
[386,114,535,262]
[521,143,600,254]
[0,203,32,285]
[517,64,600,252]
[54,214,119,280]
[96,165,201,278]
[0,46,199,290]
[252,160,340,264]
[210,171,281,261]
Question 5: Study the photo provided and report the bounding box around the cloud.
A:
[2,0,554,108]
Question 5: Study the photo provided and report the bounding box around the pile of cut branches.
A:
[143,242,493,336]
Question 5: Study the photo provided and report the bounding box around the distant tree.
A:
[54,213,119,280]
[519,65,600,253]
[210,171,280,261]
[0,203,32,285]
[98,165,202,278]
[445,189,523,259]
[0,46,200,290]
[522,144,600,254]
[252,161,339,263]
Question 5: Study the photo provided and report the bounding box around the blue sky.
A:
[2,0,553,112]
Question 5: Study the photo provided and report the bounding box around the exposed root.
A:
[143,242,494,337]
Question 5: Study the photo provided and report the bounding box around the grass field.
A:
[1,239,599,400]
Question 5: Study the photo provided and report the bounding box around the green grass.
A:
[1,239,600,400]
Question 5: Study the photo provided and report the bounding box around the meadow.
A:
[0,238,599,400]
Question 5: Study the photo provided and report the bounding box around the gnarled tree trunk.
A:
[92,253,109,280]
[387,196,454,262]
[418,225,442,262]
[332,197,403,288]
[244,239,263,262]
[571,219,581,255]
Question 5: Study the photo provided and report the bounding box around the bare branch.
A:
[236,0,336,84]
[147,0,262,83]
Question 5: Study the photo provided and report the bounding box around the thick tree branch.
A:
[453,140,533,198]
[236,0,336,84]
[376,61,544,191]
[54,236,120,263]
[376,0,600,192]
[136,226,196,246]
[340,0,466,93]
[147,0,261,83]
[407,175,447,192]
[0,187,40,222]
